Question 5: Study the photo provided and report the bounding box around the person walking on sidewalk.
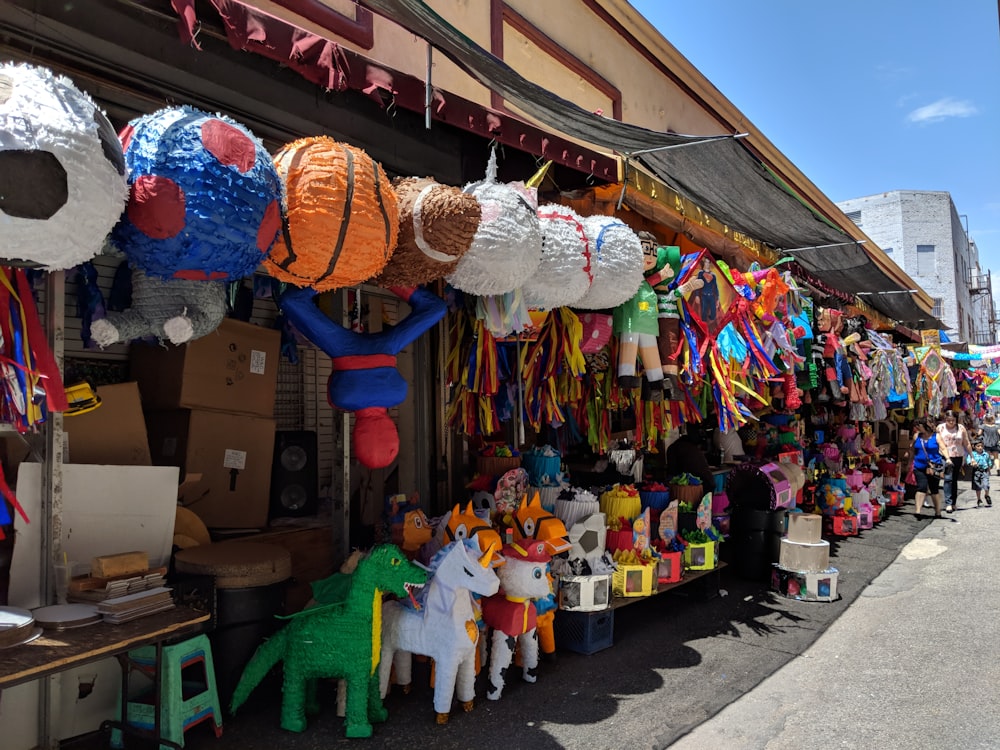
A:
[910,418,945,519]
[968,439,993,507]
[937,411,973,513]
[981,414,1000,475]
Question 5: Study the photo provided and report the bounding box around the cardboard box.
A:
[130,319,281,417]
[63,382,151,465]
[145,409,276,529]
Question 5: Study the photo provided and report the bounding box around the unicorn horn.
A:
[479,541,498,568]
[526,160,553,189]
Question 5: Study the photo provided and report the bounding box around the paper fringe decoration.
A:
[446,150,542,295]
[263,136,397,292]
[572,216,644,310]
[376,177,481,286]
[521,204,593,309]
[112,105,282,280]
[0,63,128,269]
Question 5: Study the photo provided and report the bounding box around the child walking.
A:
[969,439,993,507]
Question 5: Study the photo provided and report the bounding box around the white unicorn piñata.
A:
[482,541,553,701]
[379,539,500,724]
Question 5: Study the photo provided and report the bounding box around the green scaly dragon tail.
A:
[229,626,289,714]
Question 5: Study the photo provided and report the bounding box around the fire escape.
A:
[967,270,997,345]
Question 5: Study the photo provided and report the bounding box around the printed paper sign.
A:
[223,449,247,470]
[250,349,267,375]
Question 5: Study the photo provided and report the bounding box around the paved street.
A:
[669,481,1000,750]
[161,483,999,750]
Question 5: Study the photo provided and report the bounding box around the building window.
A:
[916,244,935,274]
[932,298,943,317]
[845,210,861,225]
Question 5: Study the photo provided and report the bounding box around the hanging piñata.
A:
[376,177,481,287]
[446,149,542,295]
[280,285,446,469]
[520,204,592,310]
[0,63,128,269]
[97,106,282,345]
[263,136,398,292]
[572,216,644,310]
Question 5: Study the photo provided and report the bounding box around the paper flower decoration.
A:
[376,177,481,286]
[0,63,128,269]
[573,216,644,310]
[112,105,282,280]
[521,204,592,309]
[263,136,398,291]
[446,150,542,295]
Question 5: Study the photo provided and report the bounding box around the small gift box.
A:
[612,563,654,597]
[827,515,859,536]
[682,541,716,571]
[656,551,683,584]
[558,574,611,612]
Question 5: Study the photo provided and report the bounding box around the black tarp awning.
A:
[637,138,941,326]
[357,0,938,325]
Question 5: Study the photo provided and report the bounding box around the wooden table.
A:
[610,562,726,610]
[0,606,210,748]
[0,605,210,689]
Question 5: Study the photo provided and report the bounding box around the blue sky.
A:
[631,1,1000,281]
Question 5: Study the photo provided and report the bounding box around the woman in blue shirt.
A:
[910,418,944,519]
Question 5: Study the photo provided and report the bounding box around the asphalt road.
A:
[125,483,995,750]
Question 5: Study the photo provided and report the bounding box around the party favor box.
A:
[558,574,611,612]
[611,563,654,598]
[682,541,717,571]
[771,565,840,602]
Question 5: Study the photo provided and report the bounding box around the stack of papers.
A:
[96,587,175,624]
[69,571,168,602]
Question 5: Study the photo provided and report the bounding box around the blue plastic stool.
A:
[111,633,223,750]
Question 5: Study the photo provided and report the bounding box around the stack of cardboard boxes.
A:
[131,319,281,531]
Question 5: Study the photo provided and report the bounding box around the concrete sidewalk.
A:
[669,481,1000,750]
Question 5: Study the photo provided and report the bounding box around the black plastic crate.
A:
[554,609,614,655]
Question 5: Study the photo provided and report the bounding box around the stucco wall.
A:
[837,191,976,339]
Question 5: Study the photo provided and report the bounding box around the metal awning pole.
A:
[624,132,749,158]
[425,42,433,130]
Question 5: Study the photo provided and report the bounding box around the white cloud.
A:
[906,97,978,124]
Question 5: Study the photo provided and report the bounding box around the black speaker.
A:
[269,430,318,519]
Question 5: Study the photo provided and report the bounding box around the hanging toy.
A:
[95,106,282,346]
[446,148,542,295]
[376,176,481,286]
[521,203,592,309]
[280,285,446,469]
[0,63,128,269]
[263,136,398,291]
[614,232,671,401]
[573,216,645,310]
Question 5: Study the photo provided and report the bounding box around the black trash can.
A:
[174,542,292,706]
[729,508,786,581]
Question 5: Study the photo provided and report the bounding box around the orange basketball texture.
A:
[376,177,481,286]
[264,137,398,291]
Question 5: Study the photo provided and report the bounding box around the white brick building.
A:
[836,190,995,344]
